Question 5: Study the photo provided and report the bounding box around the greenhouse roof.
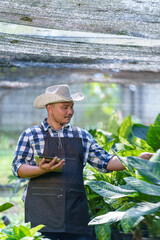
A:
[0,0,160,85]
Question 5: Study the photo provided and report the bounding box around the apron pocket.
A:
[25,186,65,229]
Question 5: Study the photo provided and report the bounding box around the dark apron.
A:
[25,127,91,235]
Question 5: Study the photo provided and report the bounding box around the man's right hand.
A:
[139,152,153,160]
[18,157,65,178]
[38,157,65,172]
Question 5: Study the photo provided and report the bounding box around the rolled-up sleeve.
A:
[87,139,113,172]
[12,130,34,177]
[81,129,113,172]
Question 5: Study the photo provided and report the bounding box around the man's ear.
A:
[46,104,53,114]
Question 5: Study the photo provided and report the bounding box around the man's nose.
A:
[68,108,74,114]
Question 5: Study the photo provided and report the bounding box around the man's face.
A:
[48,101,74,126]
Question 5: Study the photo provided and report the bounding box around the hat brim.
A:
[34,92,84,109]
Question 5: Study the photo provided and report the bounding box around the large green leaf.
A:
[89,181,136,199]
[118,115,132,139]
[147,125,160,151]
[154,113,160,126]
[135,164,160,185]
[111,148,135,175]
[131,123,149,141]
[127,156,160,185]
[118,149,142,157]
[89,211,126,225]
[121,201,160,233]
[124,177,160,196]
[149,149,160,162]
[0,203,14,212]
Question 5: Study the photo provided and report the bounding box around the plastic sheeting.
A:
[0,0,160,84]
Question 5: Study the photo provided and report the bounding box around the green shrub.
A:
[0,203,49,240]
[87,113,160,239]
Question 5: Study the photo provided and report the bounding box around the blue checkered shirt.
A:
[12,119,113,198]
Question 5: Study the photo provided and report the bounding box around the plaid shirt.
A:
[12,119,113,198]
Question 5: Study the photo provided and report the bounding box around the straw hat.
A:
[34,85,84,109]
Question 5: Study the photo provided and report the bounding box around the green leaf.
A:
[1,226,14,236]
[89,211,125,225]
[121,216,144,234]
[147,125,160,151]
[124,177,160,196]
[118,115,132,139]
[117,201,136,212]
[145,215,160,237]
[118,149,142,157]
[107,113,120,136]
[139,139,154,152]
[105,198,135,211]
[154,113,160,126]
[19,228,26,238]
[111,148,135,175]
[95,224,111,240]
[89,181,136,199]
[103,139,115,153]
[127,156,160,185]
[0,233,7,240]
[131,124,149,141]
[149,149,160,162]
[89,129,107,147]
[30,225,45,236]
[19,225,31,237]
[13,226,20,237]
[0,220,6,229]
[0,203,14,212]
[121,202,160,233]
[118,136,134,149]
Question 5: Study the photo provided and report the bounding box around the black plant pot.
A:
[111,230,133,240]
[111,230,160,240]
[142,238,160,240]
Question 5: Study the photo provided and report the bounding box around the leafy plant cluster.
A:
[0,203,49,240]
[85,114,160,240]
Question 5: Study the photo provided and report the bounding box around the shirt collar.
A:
[41,118,71,132]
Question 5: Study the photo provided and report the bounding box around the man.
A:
[12,85,141,240]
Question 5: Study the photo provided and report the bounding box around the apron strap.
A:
[39,124,79,138]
